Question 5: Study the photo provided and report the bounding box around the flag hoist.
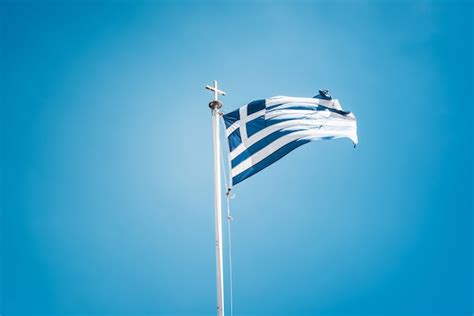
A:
[205,80,226,316]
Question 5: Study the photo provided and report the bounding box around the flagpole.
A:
[206,80,226,316]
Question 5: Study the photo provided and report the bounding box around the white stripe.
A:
[319,99,337,108]
[266,110,353,121]
[225,122,240,137]
[231,127,357,178]
[246,109,265,122]
[265,109,326,120]
[332,99,342,110]
[266,96,338,110]
[239,106,248,142]
[280,119,357,131]
[266,96,321,107]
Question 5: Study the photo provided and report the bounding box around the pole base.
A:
[209,100,223,110]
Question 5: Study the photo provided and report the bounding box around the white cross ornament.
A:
[206,80,226,101]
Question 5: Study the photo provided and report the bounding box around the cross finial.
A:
[206,80,226,101]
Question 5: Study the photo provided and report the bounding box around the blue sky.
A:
[1,1,472,315]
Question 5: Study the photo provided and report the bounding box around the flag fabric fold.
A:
[223,93,358,186]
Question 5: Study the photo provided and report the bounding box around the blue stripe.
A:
[247,99,265,115]
[266,117,307,127]
[314,93,332,100]
[266,103,284,111]
[246,115,265,138]
[321,106,351,116]
[227,129,242,152]
[267,104,319,112]
[232,138,311,185]
[223,109,240,129]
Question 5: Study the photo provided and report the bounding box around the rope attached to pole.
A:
[219,115,235,316]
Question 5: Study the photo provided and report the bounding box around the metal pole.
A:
[208,81,225,316]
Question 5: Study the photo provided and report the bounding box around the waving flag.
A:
[223,91,358,185]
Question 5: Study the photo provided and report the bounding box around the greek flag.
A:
[223,91,358,185]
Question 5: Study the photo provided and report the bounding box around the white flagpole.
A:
[206,80,226,316]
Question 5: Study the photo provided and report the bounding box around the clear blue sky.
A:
[1,1,472,315]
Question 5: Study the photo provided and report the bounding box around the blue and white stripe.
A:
[223,94,358,185]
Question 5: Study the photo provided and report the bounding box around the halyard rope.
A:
[219,115,234,316]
